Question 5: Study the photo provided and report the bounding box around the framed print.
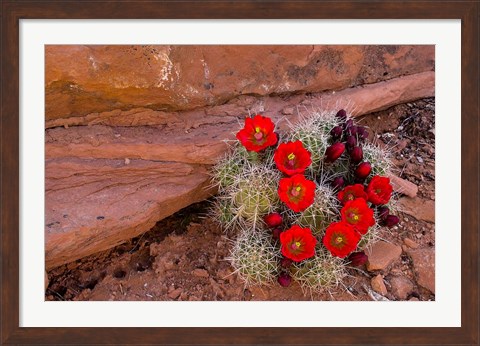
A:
[1,1,479,345]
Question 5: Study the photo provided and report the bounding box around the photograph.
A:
[44,45,436,302]
[1,1,478,344]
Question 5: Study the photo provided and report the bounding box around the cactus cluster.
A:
[211,109,397,295]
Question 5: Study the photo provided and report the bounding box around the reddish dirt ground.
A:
[46,98,435,302]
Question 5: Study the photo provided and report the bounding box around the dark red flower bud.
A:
[331,176,345,190]
[346,251,368,267]
[336,109,347,121]
[330,126,343,139]
[350,146,363,163]
[355,162,372,179]
[277,272,292,287]
[385,215,400,227]
[264,212,283,228]
[347,126,359,137]
[344,119,354,130]
[280,257,293,269]
[377,206,390,221]
[272,228,283,240]
[346,135,357,151]
[357,126,369,140]
[325,142,345,163]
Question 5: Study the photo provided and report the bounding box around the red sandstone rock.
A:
[397,197,435,223]
[45,45,434,122]
[389,276,414,300]
[407,248,435,294]
[388,174,419,198]
[45,71,435,130]
[45,158,215,269]
[371,274,388,295]
[365,241,402,271]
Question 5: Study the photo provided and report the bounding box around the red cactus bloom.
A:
[264,212,283,228]
[325,142,345,163]
[236,114,278,152]
[278,174,316,212]
[337,184,368,205]
[346,251,368,266]
[366,176,393,205]
[340,198,375,235]
[355,162,372,179]
[323,221,361,258]
[274,140,312,176]
[280,225,317,262]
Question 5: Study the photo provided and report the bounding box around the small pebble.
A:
[282,107,294,115]
[192,268,209,278]
[125,158,130,165]
[417,156,424,163]
[371,274,387,295]
[168,288,182,300]
[403,238,419,249]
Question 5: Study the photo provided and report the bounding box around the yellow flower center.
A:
[288,153,296,160]
[253,127,264,141]
[291,241,302,250]
[353,215,359,221]
[290,185,302,197]
[335,236,343,244]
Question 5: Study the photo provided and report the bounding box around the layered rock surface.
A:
[45,45,435,269]
[46,45,434,123]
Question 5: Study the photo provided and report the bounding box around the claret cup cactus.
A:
[211,110,398,295]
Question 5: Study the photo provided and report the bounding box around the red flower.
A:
[264,212,283,228]
[325,142,345,163]
[236,115,278,152]
[274,141,312,176]
[366,176,393,205]
[337,184,368,205]
[340,199,375,235]
[280,225,317,262]
[323,221,361,258]
[278,174,316,212]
